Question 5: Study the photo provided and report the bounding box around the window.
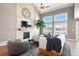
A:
[54,12,68,35]
[43,16,52,33]
[43,12,68,36]
[54,12,68,22]
[54,22,67,35]
[43,16,52,24]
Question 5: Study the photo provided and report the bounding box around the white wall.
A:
[0,3,40,41]
[16,3,40,39]
[0,3,16,42]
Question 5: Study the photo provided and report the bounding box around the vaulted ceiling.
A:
[33,3,74,14]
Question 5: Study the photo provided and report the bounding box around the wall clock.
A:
[21,7,31,19]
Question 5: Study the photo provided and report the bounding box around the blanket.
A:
[46,37,62,53]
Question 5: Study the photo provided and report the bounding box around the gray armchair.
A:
[7,40,30,56]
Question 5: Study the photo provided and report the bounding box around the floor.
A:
[0,40,79,56]
[0,45,9,56]
[66,40,79,56]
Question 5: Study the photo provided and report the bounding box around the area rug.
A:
[20,42,71,56]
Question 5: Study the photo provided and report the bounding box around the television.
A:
[21,21,31,28]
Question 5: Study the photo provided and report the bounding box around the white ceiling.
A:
[33,3,74,14]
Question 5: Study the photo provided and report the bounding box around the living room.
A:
[0,3,79,56]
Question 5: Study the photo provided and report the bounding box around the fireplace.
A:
[23,32,30,39]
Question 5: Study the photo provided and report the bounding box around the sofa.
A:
[7,39,30,56]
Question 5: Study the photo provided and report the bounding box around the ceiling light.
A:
[41,9,44,12]
[40,3,44,12]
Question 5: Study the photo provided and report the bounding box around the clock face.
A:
[22,8,31,19]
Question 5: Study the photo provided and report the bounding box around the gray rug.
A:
[20,42,40,56]
[20,42,71,56]
[20,47,40,56]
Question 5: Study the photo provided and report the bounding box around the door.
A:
[76,21,79,40]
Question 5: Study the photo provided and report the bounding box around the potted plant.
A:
[35,19,45,35]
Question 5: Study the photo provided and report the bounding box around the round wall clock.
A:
[21,7,31,19]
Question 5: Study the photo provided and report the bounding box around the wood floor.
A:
[0,45,9,56]
[0,40,79,56]
[67,40,79,56]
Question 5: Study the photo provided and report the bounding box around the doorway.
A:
[76,21,79,40]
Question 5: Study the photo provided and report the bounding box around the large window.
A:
[54,12,68,35]
[43,12,68,36]
[43,16,52,33]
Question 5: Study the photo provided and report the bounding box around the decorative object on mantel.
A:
[35,19,45,34]
[21,7,31,19]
